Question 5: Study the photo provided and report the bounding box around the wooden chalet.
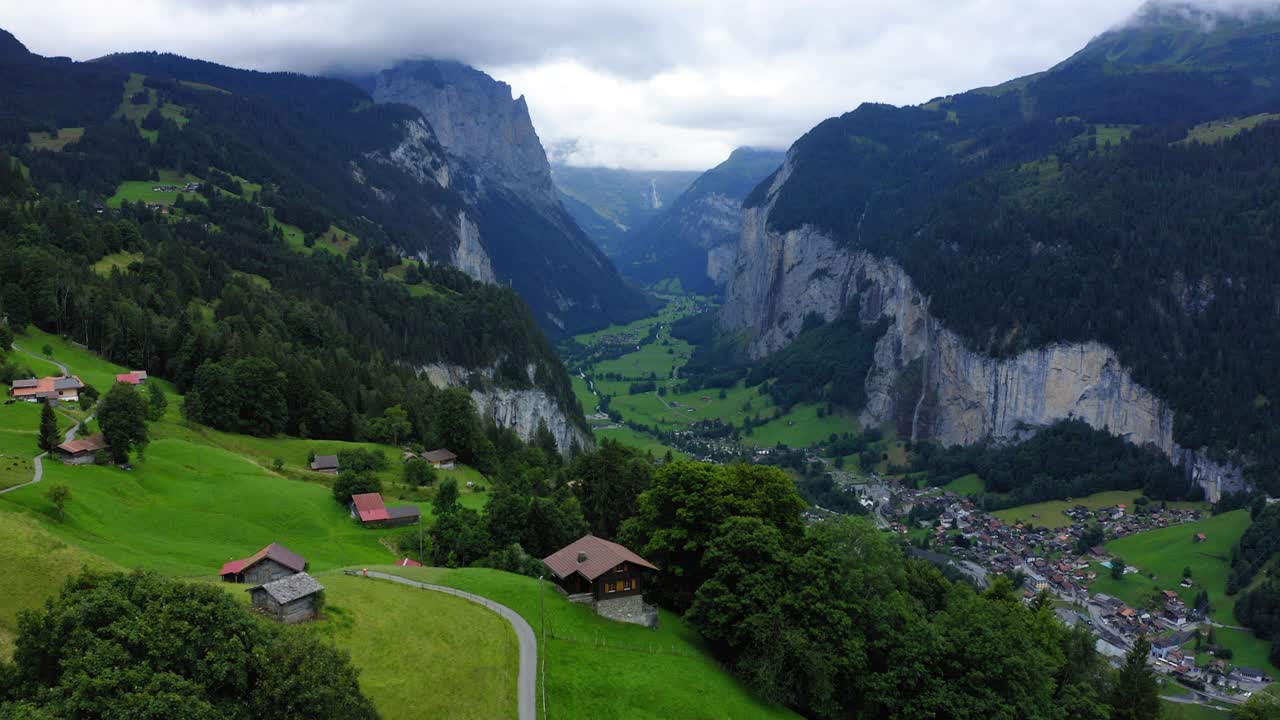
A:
[247,572,324,624]
[421,449,457,469]
[56,434,108,465]
[220,542,307,584]
[543,535,659,626]
[114,371,148,385]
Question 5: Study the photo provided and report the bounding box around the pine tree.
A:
[1108,636,1159,720]
[38,402,59,452]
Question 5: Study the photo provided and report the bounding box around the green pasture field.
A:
[383,566,800,720]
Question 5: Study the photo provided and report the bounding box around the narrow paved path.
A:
[358,570,538,720]
[12,342,71,376]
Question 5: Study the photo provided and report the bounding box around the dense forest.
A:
[908,419,1195,512]
[0,154,585,459]
[1231,502,1280,666]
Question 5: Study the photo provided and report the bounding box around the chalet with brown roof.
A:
[543,535,659,627]
[422,449,457,469]
[219,543,307,584]
[56,434,109,465]
[10,375,85,403]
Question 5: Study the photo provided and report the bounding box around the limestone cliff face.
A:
[416,362,592,454]
[371,61,559,209]
[721,154,1239,498]
[359,60,647,335]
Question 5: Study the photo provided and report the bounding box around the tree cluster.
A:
[0,570,377,719]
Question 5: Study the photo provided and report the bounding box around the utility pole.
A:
[538,575,547,719]
[418,516,424,561]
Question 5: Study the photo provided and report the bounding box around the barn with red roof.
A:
[349,492,420,527]
[219,543,307,584]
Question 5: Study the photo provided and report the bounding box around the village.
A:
[876,481,1273,705]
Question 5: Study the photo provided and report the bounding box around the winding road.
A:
[357,570,539,720]
[1,343,93,497]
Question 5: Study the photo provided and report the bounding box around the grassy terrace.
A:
[310,574,519,720]
[990,490,1211,530]
[382,566,799,720]
[26,127,84,152]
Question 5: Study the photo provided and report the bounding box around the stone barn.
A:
[219,543,307,584]
[247,572,324,624]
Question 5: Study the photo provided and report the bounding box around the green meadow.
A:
[0,438,402,577]
[384,566,800,720]
[994,490,1156,529]
[26,127,84,152]
[310,574,519,720]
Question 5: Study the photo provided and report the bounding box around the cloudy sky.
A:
[0,0,1250,169]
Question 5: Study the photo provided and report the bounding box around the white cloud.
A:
[5,0,1246,170]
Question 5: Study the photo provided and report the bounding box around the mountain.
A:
[619,147,784,293]
[717,1,1280,498]
[0,32,591,451]
[550,164,700,255]
[351,60,649,334]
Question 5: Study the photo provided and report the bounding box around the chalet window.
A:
[604,581,617,593]
[613,564,626,573]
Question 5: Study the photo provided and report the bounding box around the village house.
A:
[350,492,420,527]
[543,534,659,627]
[9,375,85,403]
[114,371,148,385]
[421,449,457,469]
[219,543,307,584]
[310,454,339,474]
[247,572,324,624]
[56,434,108,465]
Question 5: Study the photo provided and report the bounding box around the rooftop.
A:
[543,534,658,582]
[250,572,324,604]
[220,542,307,576]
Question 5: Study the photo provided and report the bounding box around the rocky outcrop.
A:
[416,362,592,454]
[370,61,559,209]
[449,212,496,284]
[721,154,1239,497]
[357,60,647,335]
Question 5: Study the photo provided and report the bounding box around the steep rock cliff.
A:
[357,60,647,334]
[722,155,1237,498]
[417,362,593,453]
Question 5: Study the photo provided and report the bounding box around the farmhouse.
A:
[114,370,148,385]
[422,449,457,469]
[56,434,108,465]
[350,492,420,527]
[219,542,307,584]
[310,454,339,474]
[543,534,659,627]
[247,572,324,624]
[9,375,85,403]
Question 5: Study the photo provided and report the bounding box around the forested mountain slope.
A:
[351,61,650,334]
[719,1,1280,495]
[620,147,784,292]
[0,30,590,450]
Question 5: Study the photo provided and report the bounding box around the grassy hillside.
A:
[0,512,118,658]
[383,566,800,720]
[311,574,519,720]
[0,438,400,576]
